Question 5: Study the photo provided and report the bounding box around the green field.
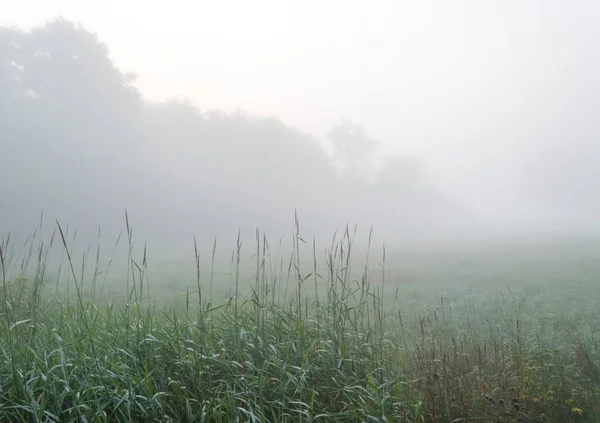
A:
[0,225,599,422]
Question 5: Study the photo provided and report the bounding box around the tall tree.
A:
[327,119,380,178]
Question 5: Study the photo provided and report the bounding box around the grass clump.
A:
[0,221,598,422]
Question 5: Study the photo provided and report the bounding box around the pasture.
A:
[0,223,598,422]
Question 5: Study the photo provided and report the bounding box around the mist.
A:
[0,19,463,254]
[2,4,600,256]
[2,6,600,420]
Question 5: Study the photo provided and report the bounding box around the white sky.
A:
[3,0,600,216]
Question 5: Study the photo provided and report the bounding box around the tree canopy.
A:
[1,19,472,251]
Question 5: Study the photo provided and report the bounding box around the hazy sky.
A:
[3,0,600,218]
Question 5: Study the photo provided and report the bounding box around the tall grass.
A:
[0,218,598,422]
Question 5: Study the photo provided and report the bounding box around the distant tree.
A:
[0,18,472,246]
[0,19,143,238]
[327,120,380,178]
[0,19,138,108]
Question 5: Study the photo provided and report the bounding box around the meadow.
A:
[0,220,599,422]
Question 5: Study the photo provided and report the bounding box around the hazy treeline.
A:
[0,19,475,255]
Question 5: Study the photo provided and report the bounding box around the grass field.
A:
[0,222,599,422]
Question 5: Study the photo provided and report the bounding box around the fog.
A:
[3,8,600,420]
[2,3,600,260]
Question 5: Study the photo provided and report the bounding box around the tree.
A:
[1,18,472,248]
[327,119,380,178]
[0,19,138,108]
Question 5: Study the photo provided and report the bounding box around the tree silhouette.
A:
[327,119,380,178]
[1,18,472,249]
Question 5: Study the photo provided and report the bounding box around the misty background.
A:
[2,2,600,263]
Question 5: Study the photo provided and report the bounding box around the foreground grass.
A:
[0,227,599,422]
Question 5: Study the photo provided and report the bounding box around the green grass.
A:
[0,222,599,422]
